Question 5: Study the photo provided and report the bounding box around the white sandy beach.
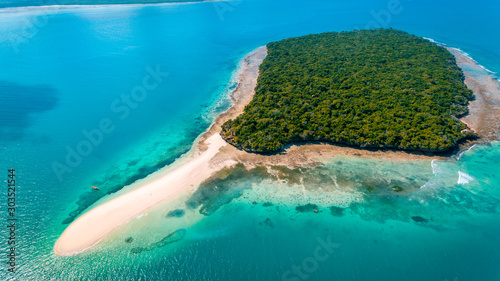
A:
[54,46,267,256]
[54,133,229,256]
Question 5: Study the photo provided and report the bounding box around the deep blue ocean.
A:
[0,0,499,280]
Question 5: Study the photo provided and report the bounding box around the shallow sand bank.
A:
[54,134,231,256]
[54,47,266,256]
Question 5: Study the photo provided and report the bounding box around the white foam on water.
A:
[431,159,441,175]
[423,37,438,44]
[424,159,448,188]
[457,171,475,185]
[450,47,498,76]
[419,180,433,189]
[450,47,472,59]
[478,64,496,74]
[136,213,149,219]
[423,37,449,49]
[457,144,478,160]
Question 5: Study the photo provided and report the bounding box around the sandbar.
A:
[54,46,267,256]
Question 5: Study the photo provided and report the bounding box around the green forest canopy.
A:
[221,29,474,153]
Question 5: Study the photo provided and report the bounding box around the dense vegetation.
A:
[222,29,474,153]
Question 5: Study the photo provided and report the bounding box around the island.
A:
[54,29,500,256]
[221,29,475,153]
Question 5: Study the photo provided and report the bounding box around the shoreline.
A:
[54,134,234,256]
[212,46,500,168]
[198,46,268,147]
[447,47,500,144]
[54,44,499,256]
[0,0,223,13]
[53,46,267,257]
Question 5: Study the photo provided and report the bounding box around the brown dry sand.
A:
[447,47,500,144]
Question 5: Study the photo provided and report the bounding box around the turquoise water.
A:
[0,0,499,280]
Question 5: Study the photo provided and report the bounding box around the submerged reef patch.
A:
[411,216,429,223]
[262,202,274,207]
[131,229,186,254]
[186,164,270,215]
[329,206,345,217]
[259,218,275,228]
[295,204,319,213]
[166,209,186,218]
